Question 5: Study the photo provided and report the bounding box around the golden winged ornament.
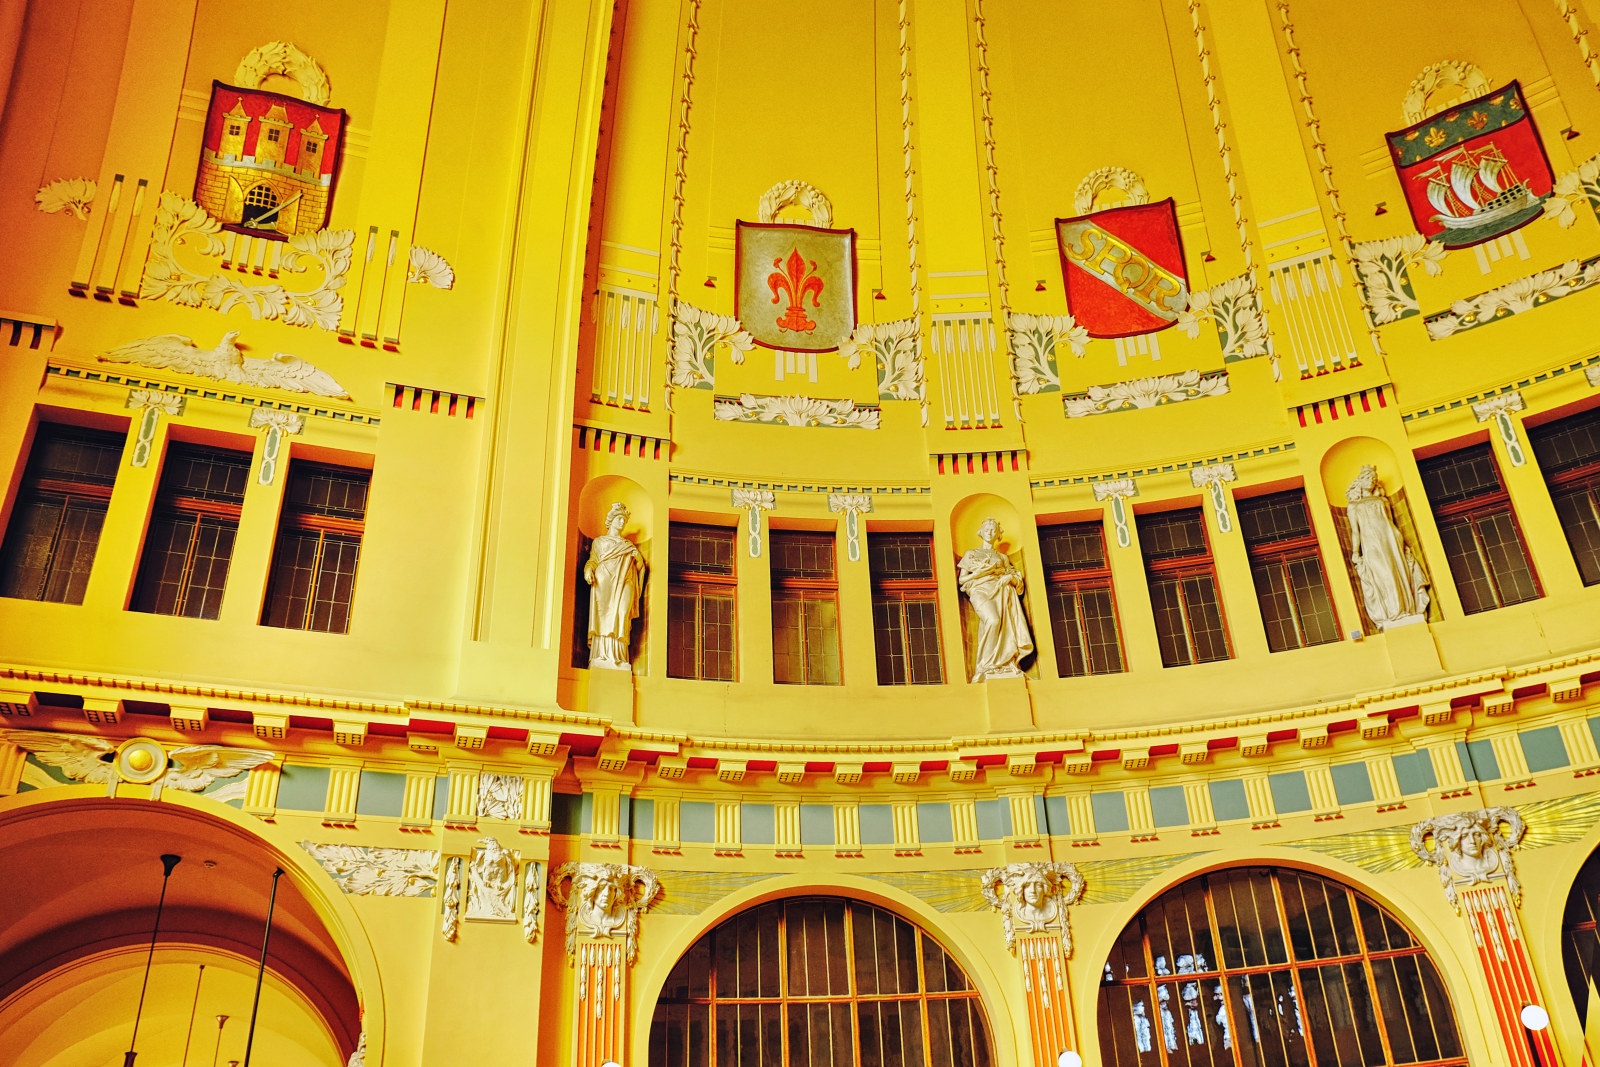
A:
[99,331,350,399]
[3,730,274,793]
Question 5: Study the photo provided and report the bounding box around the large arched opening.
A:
[648,895,997,1066]
[0,794,367,1066]
[1096,866,1466,1067]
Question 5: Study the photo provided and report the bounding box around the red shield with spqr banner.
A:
[1055,198,1189,339]
[735,221,858,352]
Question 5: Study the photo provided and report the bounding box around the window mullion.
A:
[1468,515,1506,608]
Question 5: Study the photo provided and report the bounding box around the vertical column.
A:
[1096,480,1161,670]
[829,494,877,685]
[732,490,776,685]
[1411,809,1559,1067]
[833,800,862,857]
[981,861,1088,1067]
[1476,393,1585,596]
[549,863,661,1067]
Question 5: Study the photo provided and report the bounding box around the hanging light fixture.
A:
[179,964,206,1067]
[241,868,285,1067]
[124,854,182,1067]
[209,1016,229,1067]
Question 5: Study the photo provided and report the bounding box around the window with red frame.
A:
[667,523,737,681]
[261,461,370,634]
[868,532,944,685]
[770,529,841,685]
[1138,508,1231,667]
[1417,444,1540,614]
[1237,490,1341,652]
[1038,521,1125,676]
[0,423,125,605]
[131,443,251,619]
[1529,406,1600,586]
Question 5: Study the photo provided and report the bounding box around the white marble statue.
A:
[957,517,1034,681]
[584,502,647,670]
[1345,465,1430,630]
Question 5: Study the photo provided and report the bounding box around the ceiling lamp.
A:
[123,854,182,1067]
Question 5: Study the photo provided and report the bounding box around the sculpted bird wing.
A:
[100,334,211,373]
[163,745,275,791]
[1,730,119,784]
[244,352,351,399]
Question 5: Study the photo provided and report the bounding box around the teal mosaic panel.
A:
[680,800,714,843]
[1268,771,1312,815]
[1091,791,1129,833]
[551,792,582,836]
[632,798,654,839]
[580,793,594,833]
[860,804,894,845]
[1392,751,1437,795]
[1329,763,1373,806]
[618,797,633,837]
[1209,780,1249,822]
[1149,785,1189,828]
[918,802,953,843]
[1043,796,1069,835]
[433,776,450,821]
[1522,726,1570,773]
[276,764,329,811]
[801,804,834,845]
[356,771,406,818]
[1033,795,1049,834]
[1462,740,1498,781]
[743,803,775,845]
[975,798,1010,839]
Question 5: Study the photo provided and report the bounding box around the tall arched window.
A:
[1560,847,1600,1025]
[1098,867,1464,1067]
[650,896,994,1067]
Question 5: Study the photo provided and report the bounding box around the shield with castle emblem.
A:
[1386,81,1553,249]
[735,222,857,351]
[1056,198,1189,338]
[194,82,347,238]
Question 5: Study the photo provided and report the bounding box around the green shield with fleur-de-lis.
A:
[735,221,857,352]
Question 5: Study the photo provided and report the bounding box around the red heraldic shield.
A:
[194,81,348,239]
[735,222,858,352]
[1386,81,1553,249]
[1055,198,1189,339]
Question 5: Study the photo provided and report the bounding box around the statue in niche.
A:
[465,837,518,921]
[979,860,1085,955]
[957,517,1034,681]
[1345,465,1431,630]
[584,502,646,670]
[549,861,661,963]
[1410,807,1525,908]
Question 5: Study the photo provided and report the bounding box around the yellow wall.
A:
[4,0,1600,1063]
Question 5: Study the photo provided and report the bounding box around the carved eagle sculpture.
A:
[2,729,274,792]
[100,331,350,399]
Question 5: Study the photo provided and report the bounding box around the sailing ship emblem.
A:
[736,221,857,351]
[1386,81,1552,249]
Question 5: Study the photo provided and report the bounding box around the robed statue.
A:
[1345,466,1430,630]
[957,517,1034,681]
[584,502,646,669]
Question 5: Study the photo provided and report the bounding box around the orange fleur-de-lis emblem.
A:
[768,248,824,332]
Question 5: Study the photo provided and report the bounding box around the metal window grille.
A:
[868,533,944,685]
[0,423,125,605]
[131,443,251,619]
[771,530,840,685]
[1138,509,1231,667]
[261,462,370,634]
[1039,521,1125,676]
[1530,406,1600,586]
[1237,491,1340,652]
[668,524,737,681]
[1418,445,1541,614]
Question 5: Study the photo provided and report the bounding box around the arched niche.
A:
[0,791,378,1066]
[1096,864,1467,1067]
[948,493,1039,680]
[646,892,1000,1067]
[1317,436,1401,511]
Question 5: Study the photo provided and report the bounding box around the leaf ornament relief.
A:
[1543,152,1600,230]
[299,842,440,897]
[1062,368,1230,418]
[35,178,97,220]
[141,192,354,331]
[1176,273,1272,365]
[713,393,881,429]
[837,317,926,422]
[668,301,753,393]
[1426,258,1600,339]
[1351,234,1447,324]
[1005,312,1089,396]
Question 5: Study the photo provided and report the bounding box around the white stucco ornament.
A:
[980,861,1086,956]
[1410,807,1525,909]
[549,861,661,964]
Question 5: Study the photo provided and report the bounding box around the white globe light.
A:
[602,1062,622,1067]
[1058,1052,1084,1067]
[1520,1004,1550,1031]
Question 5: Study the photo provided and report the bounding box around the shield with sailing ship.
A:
[1385,80,1553,249]
[1055,198,1189,338]
[735,221,858,352]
